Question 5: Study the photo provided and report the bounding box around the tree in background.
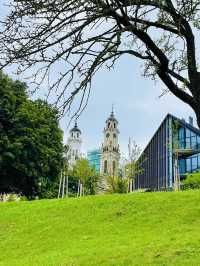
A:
[72,159,99,196]
[0,72,63,198]
[58,148,79,198]
[0,71,27,193]
[125,139,141,192]
[106,176,128,194]
[1,1,200,125]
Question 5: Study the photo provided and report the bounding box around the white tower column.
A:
[66,122,82,169]
[100,110,120,176]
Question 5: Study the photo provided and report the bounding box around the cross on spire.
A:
[111,103,114,116]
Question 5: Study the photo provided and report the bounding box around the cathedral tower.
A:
[66,122,82,169]
[100,110,120,176]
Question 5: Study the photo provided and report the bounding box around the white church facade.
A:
[65,110,121,176]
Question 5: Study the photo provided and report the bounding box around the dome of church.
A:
[70,122,81,134]
[106,110,118,123]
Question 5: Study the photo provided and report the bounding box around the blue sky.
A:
[66,56,195,156]
[0,2,196,157]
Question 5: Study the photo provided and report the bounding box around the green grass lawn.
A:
[1,191,200,266]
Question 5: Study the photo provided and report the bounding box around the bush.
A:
[106,176,128,194]
[7,194,18,202]
[182,171,200,190]
[20,196,28,201]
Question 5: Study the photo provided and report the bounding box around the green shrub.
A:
[106,176,128,194]
[7,194,17,202]
[182,171,200,190]
[20,196,28,201]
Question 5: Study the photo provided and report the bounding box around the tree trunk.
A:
[192,73,200,128]
[196,112,200,128]
[194,105,200,129]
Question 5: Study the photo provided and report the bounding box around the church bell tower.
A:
[66,122,82,169]
[100,109,120,176]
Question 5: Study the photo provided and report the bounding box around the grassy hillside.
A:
[1,191,200,266]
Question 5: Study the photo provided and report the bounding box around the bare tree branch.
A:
[1,0,200,125]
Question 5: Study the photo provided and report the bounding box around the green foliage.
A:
[124,160,144,186]
[125,139,142,184]
[171,120,182,150]
[1,191,200,265]
[0,71,63,198]
[125,162,140,179]
[7,194,18,202]
[20,196,28,201]
[182,171,200,190]
[72,159,99,195]
[106,176,128,194]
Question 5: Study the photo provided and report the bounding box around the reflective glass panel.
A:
[197,136,200,150]
[192,156,198,171]
[191,135,197,148]
[179,159,186,174]
[186,158,191,172]
[198,154,200,168]
[179,127,185,140]
[185,137,191,149]
[186,129,191,138]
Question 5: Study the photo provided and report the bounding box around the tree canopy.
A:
[0,72,63,198]
[1,1,200,124]
[72,158,99,195]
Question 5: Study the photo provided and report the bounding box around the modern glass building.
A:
[135,114,200,190]
[87,149,101,173]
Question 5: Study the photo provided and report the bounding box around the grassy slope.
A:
[0,191,200,266]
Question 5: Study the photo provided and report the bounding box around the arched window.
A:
[113,161,116,174]
[104,160,108,174]
[106,133,110,138]
[113,133,116,138]
[108,122,110,128]
[114,123,116,128]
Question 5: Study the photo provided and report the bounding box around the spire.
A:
[106,105,117,124]
[111,104,114,117]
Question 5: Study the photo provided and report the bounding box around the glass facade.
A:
[177,124,200,178]
[180,154,200,174]
[135,114,200,191]
[178,126,200,150]
[87,149,101,173]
